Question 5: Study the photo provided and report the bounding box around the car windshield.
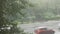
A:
[39,28,47,30]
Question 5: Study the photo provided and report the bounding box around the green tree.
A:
[0,0,32,34]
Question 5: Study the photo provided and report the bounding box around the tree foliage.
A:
[0,0,32,34]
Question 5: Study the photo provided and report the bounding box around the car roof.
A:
[35,26,47,30]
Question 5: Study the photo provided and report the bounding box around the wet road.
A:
[19,20,60,34]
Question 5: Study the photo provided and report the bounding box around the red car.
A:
[34,27,55,34]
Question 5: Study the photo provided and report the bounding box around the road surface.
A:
[18,20,60,34]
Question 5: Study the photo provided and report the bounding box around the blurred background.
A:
[0,0,60,34]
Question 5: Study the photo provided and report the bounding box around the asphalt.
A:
[19,20,60,34]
